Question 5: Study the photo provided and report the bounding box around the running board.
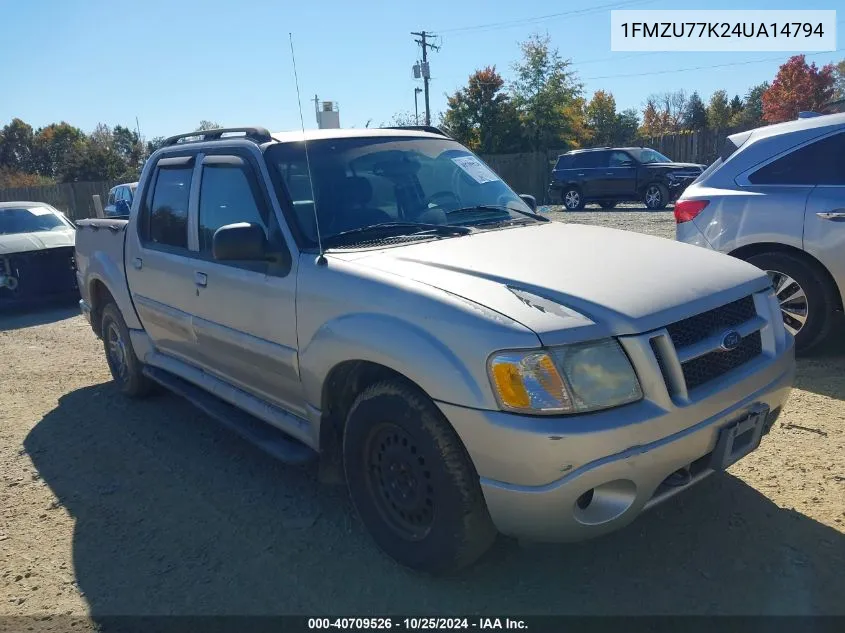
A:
[142,366,317,465]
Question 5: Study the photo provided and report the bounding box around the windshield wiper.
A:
[322,222,471,247]
[446,205,548,222]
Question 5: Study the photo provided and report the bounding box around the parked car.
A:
[548,147,706,210]
[0,201,78,306]
[104,182,137,217]
[676,112,845,355]
[75,126,794,574]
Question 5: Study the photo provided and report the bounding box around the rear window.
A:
[555,155,574,169]
[749,132,845,186]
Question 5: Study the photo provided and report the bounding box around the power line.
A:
[434,0,656,35]
[582,47,845,81]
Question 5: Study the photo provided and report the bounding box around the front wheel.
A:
[744,252,836,355]
[343,380,497,575]
[643,183,668,210]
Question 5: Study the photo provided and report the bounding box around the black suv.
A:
[548,147,705,210]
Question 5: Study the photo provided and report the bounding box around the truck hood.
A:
[0,229,75,255]
[336,222,771,345]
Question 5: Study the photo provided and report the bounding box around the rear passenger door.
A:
[125,154,200,363]
[577,151,607,198]
[188,150,304,416]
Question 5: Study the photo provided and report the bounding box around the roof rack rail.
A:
[162,126,273,148]
[382,125,452,138]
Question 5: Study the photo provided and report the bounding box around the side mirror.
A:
[519,194,537,211]
[212,222,269,261]
[115,199,131,215]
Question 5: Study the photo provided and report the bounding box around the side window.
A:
[749,132,845,186]
[555,155,573,170]
[198,161,267,255]
[148,167,193,249]
[609,151,631,167]
[579,152,607,168]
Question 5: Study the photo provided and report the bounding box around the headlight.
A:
[488,339,642,415]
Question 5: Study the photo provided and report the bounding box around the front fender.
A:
[299,313,494,411]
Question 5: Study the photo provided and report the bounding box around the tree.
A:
[146,136,166,155]
[196,120,223,131]
[639,97,669,136]
[734,82,769,129]
[707,90,732,129]
[683,91,708,130]
[384,111,419,127]
[0,118,35,172]
[443,66,524,153]
[511,33,586,150]
[762,55,835,123]
[831,59,844,100]
[729,95,744,115]
[660,90,687,132]
[30,122,85,178]
[585,90,617,146]
[615,109,639,145]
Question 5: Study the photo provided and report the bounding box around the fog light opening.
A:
[576,489,594,510]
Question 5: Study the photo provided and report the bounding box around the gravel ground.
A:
[1,210,844,623]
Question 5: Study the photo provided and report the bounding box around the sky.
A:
[0,0,841,140]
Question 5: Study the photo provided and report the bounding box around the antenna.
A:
[289,33,326,265]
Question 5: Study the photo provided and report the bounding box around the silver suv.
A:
[75,126,794,574]
[676,112,845,354]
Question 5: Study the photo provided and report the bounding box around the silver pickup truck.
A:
[75,126,795,574]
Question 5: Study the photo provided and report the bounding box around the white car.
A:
[676,112,845,354]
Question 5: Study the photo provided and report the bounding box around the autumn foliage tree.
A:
[762,55,835,123]
[442,66,523,153]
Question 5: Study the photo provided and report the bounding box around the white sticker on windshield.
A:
[27,206,54,216]
[451,156,500,184]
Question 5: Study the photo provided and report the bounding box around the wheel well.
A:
[317,360,431,484]
[89,280,115,338]
[728,242,843,311]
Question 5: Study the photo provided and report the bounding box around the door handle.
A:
[577,173,585,176]
[194,272,208,287]
[132,257,142,270]
[817,210,845,220]
[606,172,615,175]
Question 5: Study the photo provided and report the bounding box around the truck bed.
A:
[74,218,130,326]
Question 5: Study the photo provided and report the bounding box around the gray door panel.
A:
[804,186,845,314]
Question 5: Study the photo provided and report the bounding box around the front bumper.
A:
[438,338,794,543]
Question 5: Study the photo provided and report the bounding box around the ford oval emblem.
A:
[720,330,742,352]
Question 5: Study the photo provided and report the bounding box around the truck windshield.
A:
[636,149,672,164]
[0,207,69,235]
[265,136,538,247]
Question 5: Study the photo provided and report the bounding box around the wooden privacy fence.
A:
[638,128,739,165]
[0,180,119,220]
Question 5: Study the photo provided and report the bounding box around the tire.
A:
[343,380,497,575]
[599,201,618,210]
[643,183,668,210]
[744,252,836,355]
[101,302,153,397]
[561,187,585,210]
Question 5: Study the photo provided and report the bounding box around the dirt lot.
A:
[1,210,844,622]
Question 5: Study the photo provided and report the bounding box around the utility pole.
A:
[411,31,439,126]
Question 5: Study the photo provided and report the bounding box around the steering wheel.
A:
[424,191,460,207]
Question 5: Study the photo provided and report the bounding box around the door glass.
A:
[608,151,631,167]
[198,164,267,254]
[148,167,193,248]
[579,152,607,168]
